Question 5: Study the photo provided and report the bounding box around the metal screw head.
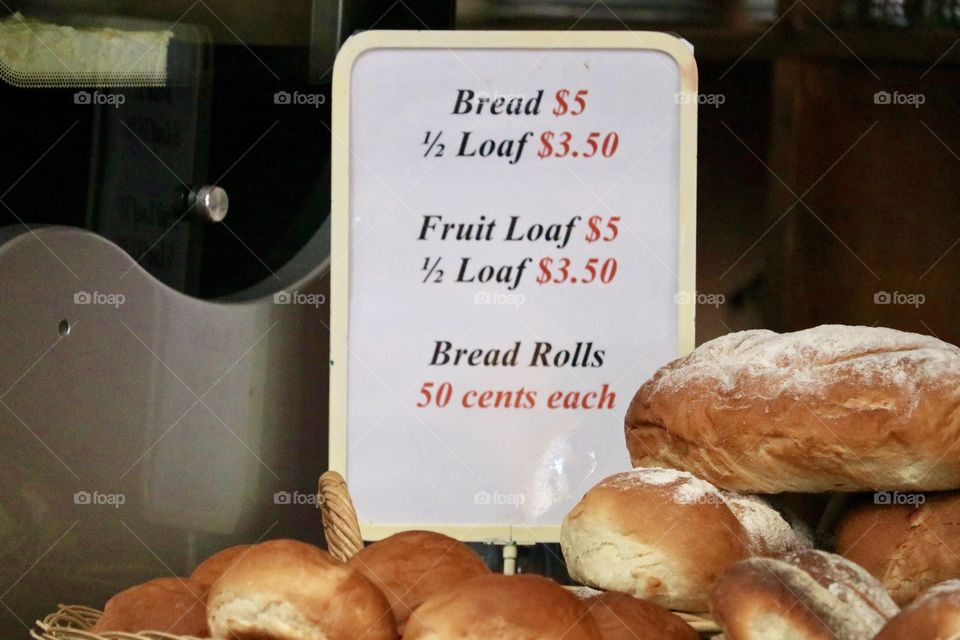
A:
[193,185,229,223]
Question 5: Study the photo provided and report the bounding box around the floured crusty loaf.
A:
[875,579,960,639]
[560,468,810,611]
[348,530,490,633]
[91,577,209,636]
[836,492,960,605]
[583,591,698,640]
[207,539,396,640]
[626,325,960,493]
[402,574,601,639]
[712,549,899,640]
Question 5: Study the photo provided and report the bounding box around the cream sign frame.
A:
[330,31,697,543]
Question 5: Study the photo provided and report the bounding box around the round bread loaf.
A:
[206,539,396,640]
[836,492,960,605]
[583,592,698,640]
[401,574,601,639]
[875,579,960,639]
[711,549,899,640]
[560,468,809,611]
[625,325,960,493]
[189,544,251,589]
[91,577,209,636]
[348,530,490,633]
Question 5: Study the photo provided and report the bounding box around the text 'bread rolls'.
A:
[626,325,960,493]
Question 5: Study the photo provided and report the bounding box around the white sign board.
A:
[331,31,697,542]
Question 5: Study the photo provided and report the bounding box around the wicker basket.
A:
[32,604,204,640]
[33,471,721,638]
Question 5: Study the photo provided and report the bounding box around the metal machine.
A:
[0,1,454,632]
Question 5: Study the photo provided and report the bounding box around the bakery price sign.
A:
[330,31,697,542]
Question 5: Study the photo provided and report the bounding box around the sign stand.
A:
[502,541,518,576]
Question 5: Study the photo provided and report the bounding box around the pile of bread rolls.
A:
[91,531,490,639]
[86,324,960,639]
[90,529,703,639]
[562,325,960,639]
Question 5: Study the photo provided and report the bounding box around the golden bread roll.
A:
[348,530,489,633]
[91,577,209,636]
[189,544,252,589]
[836,492,960,604]
[207,539,396,640]
[583,591,698,640]
[402,574,601,639]
[875,579,960,639]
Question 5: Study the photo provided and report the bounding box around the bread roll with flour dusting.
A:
[626,325,960,493]
[712,549,899,640]
[560,468,810,612]
[875,579,960,640]
[836,492,960,605]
